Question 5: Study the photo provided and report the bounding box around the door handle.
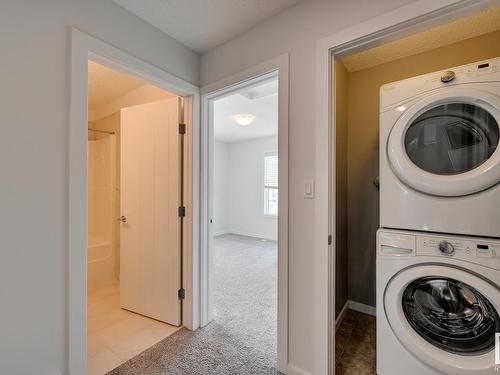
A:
[117,215,127,223]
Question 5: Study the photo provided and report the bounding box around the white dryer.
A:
[377,229,500,375]
[380,57,500,238]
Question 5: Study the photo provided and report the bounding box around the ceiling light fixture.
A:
[233,113,256,126]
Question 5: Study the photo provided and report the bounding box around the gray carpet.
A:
[108,234,277,374]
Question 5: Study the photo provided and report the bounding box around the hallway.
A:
[108,234,277,374]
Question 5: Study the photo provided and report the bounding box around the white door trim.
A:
[69,28,200,375]
[200,53,289,373]
[315,0,498,373]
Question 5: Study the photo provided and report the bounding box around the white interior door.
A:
[120,97,182,326]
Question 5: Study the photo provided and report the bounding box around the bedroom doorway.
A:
[201,55,289,372]
[211,75,279,370]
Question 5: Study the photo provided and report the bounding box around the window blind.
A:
[264,155,278,187]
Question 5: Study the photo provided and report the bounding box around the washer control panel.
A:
[438,241,454,255]
[417,234,500,270]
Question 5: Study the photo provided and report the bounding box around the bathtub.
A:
[88,237,114,286]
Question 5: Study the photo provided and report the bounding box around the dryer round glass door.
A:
[384,264,500,375]
[387,88,500,196]
[405,103,498,175]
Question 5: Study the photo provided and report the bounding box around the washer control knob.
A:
[441,70,456,83]
[438,241,455,255]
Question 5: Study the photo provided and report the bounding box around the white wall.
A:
[200,0,416,373]
[0,1,198,374]
[229,136,278,240]
[214,136,278,240]
[213,141,230,235]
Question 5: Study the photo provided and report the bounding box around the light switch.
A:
[304,179,314,199]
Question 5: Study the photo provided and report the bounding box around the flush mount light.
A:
[233,113,256,126]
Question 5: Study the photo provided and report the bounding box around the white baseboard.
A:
[285,364,311,375]
[348,300,376,317]
[223,229,277,242]
[213,229,230,237]
[335,301,349,331]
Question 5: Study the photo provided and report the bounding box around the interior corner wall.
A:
[228,136,278,241]
[214,136,278,241]
[93,83,177,121]
[214,141,230,235]
[0,1,198,373]
[200,1,418,372]
[345,29,500,308]
[334,60,348,318]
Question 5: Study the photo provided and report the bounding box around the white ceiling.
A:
[88,61,145,110]
[112,0,301,53]
[214,79,278,143]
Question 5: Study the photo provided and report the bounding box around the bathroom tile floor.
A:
[335,309,376,374]
[87,281,179,375]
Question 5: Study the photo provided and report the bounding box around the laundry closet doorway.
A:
[324,4,500,374]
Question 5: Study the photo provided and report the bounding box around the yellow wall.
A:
[91,84,176,121]
[338,29,500,307]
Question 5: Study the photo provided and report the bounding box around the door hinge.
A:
[178,206,186,217]
[328,234,332,246]
[179,123,186,134]
[178,288,185,300]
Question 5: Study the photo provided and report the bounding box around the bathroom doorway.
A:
[86,61,186,374]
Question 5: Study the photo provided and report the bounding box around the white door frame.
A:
[69,29,200,375]
[200,53,289,373]
[315,0,498,373]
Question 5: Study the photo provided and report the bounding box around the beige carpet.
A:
[108,234,277,374]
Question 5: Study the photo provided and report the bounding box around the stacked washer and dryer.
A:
[377,57,500,374]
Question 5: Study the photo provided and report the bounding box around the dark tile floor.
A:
[335,309,376,374]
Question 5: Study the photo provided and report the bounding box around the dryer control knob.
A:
[438,241,455,255]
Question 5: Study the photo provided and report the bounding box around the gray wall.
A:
[335,60,348,317]
[0,1,198,373]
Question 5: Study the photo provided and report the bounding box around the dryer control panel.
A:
[380,56,500,110]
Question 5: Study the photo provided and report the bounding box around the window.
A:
[264,154,278,216]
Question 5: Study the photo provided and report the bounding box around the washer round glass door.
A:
[387,88,500,196]
[384,264,500,374]
[402,277,499,355]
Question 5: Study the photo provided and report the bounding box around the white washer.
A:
[380,57,500,238]
[377,229,500,375]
